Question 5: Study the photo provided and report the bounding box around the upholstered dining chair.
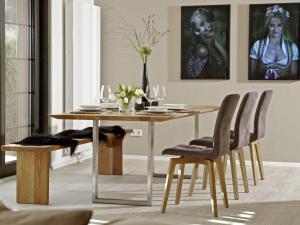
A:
[188,92,258,200]
[249,90,273,185]
[160,94,240,217]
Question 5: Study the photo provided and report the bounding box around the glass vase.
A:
[118,99,135,113]
[142,62,149,103]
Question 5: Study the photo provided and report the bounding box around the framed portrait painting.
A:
[181,5,230,80]
[249,4,300,80]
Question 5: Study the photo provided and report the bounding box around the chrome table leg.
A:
[92,120,153,206]
[92,120,99,201]
[147,121,154,205]
[195,114,199,138]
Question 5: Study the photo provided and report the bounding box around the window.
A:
[0,0,37,177]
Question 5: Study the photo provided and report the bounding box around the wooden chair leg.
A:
[208,161,218,217]
[229,151,239,200]
[223,154,229,173]
[202,163,217,190]
[238,150,249,193]
[189,163,199,196]
[216,158,229,208]
[255,141,265,180]
[249,142,258,186]
[175,164,185,204]
[214,163,218,178]
[202,165,208,190]
[161,159,176,213]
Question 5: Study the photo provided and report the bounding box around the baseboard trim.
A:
[51,150,92,170]
[123,155,300,167]
[124,155,170,161]
[52,153,300,170]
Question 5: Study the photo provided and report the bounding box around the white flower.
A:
[117,99,123,105]
[121,85,125,90]
[120,91,126,97]
[123,97,128,103]
[136,98,142,104]
[128,85,131,91]
[138,89,145,96]
[109,93,116,101]
[134,89,139,96]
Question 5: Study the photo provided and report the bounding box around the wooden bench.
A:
[1,129,132,205]
[98,129,132,175]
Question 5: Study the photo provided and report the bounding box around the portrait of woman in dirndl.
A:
[249,4,300,80]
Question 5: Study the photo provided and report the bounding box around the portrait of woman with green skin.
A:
[181,6,230,79]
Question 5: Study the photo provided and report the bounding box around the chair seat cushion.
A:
[162,144,216,160]
[189,136,214,147]
[190,136,235,150]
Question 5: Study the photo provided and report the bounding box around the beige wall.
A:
[95,0,300,162]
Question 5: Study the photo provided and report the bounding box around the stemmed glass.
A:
[155,84,166,105]
[100,85,111,108]
[145,85,156,107]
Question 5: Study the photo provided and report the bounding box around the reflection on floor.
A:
[0,157,300,225]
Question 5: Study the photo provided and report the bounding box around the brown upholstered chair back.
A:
[253,90,273,141]
[213,94,240,157]
[232,92,258,149]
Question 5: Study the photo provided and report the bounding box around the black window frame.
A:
[0,0,46,178]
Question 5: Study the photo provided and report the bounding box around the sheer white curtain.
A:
[51,0,101,131]
[72,0,101,129]
[50,0,101,167]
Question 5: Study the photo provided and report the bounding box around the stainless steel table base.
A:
[92,120,154,206]
[91,115,199,206]
[153,173,192,179]
[93,197,152,206]
[92,120,99,200]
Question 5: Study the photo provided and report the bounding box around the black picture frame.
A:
[181,5,230,80]
[249,3,300,80]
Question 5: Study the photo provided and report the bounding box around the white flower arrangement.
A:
[114,84,145,111]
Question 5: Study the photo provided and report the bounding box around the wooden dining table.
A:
[49,105,218,206]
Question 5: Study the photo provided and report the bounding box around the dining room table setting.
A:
[49,84,219,206]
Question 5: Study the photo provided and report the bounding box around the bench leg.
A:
[113,138,123,175]
[98,143,114,175]
[98,138,123,175]
[17,151,50,205]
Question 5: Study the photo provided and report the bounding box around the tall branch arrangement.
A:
[126,14,169,64]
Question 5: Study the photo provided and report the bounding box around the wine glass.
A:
[145,85,156,107]
[155,84,166,105]
[100,85,111,108]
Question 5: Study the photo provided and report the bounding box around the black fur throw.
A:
[55,125,126,140]
[14,126,126,155]
[15,135,79,155]
[83,126,126,138]
[54,128,108,141]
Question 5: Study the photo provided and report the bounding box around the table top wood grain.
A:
[49,105,219,122]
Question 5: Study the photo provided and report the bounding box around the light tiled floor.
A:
[1,157,300,225]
